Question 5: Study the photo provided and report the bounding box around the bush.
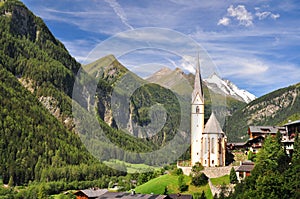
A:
[247,151,256,161]
[172,168,183,176]
[178,175,188,192]
[191,173,208,186]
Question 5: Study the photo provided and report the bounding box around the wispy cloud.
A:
[22,0,300,96]
[104,0,134,30]
[255,7,280,20]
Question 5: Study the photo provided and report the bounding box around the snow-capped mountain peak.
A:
[204,73,256,103]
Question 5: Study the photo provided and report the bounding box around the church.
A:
[190,59,227,167]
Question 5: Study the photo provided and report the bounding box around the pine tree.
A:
[229,167,238,184]
[200,191,206,199]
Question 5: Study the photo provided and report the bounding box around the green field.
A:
[135,174,212,198]
[104,160,161,173]
[210,175,230,186]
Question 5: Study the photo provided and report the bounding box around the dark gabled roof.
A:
[75,189,108,197]
[248,126,286,134]
[245,135,264,145]
[241,161,254,165]
[97,192,166,199]
[227,142,246,146]
[167,194,193,199]
[236,164,254,172]
[284,120,300,126]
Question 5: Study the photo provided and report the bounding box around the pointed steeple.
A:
[192,54,204,101]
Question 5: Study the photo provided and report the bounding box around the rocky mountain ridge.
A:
[204,73,256,103]
[226,83,300,141]
[147,67,256,103]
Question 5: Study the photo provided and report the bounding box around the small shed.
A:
[235,161,254,182]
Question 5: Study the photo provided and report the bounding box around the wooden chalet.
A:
[246,126,286,153]
[283,120,300,155]
[235,161,254,182]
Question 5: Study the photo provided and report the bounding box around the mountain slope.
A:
[78,55,189,163]
[147,68,256,104]
[0,65,92,185]
[226,82,300,142]
[146,67,247,120]
[0,0,126,185]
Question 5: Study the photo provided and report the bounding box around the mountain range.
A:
[146,67,256,103]
[0,0,299,187]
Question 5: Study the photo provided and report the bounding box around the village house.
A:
[282,120,300,155]
[74,188,108,199]
[235,161,255,183]
[74,188,193,199]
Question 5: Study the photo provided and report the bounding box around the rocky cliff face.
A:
[243,88,298,125]
[1,0,80,133]
[83,55,183,145]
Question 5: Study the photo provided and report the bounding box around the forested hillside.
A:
[0,0,187,187]
[0,0,130,186]
[226,83,300,142]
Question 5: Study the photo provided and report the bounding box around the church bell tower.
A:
[191,56,205,166]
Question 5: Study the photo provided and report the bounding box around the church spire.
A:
[192,54,204,101]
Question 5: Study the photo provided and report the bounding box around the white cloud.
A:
[217,17,230,26]
[227,5,253,27]
[271,13,280,19]
[104,0,134,30]
[180,55,196,73]
[256,11,280,20]
[256,11,271,20]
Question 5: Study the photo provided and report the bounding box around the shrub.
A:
[191,173,208,186]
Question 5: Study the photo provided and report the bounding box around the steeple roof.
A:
[204,112,224,134]
[192,54,204,101]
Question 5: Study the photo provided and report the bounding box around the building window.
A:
[196,106,200,113]
[205,160,207,164]
[197,153,199,155]
[211,138,214,153]
[212,160,214,165]
[219,138,222,154]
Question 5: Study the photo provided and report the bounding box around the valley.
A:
[0,0,299,198]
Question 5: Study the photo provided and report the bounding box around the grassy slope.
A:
[104,160,161,173]
[135,174,212,198]
[210,175,230,186]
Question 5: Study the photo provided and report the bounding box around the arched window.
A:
[196,106,199,113]
[211,138,214,153]
[205,138,208,153]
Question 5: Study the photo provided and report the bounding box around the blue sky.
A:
[22,0,300,97]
